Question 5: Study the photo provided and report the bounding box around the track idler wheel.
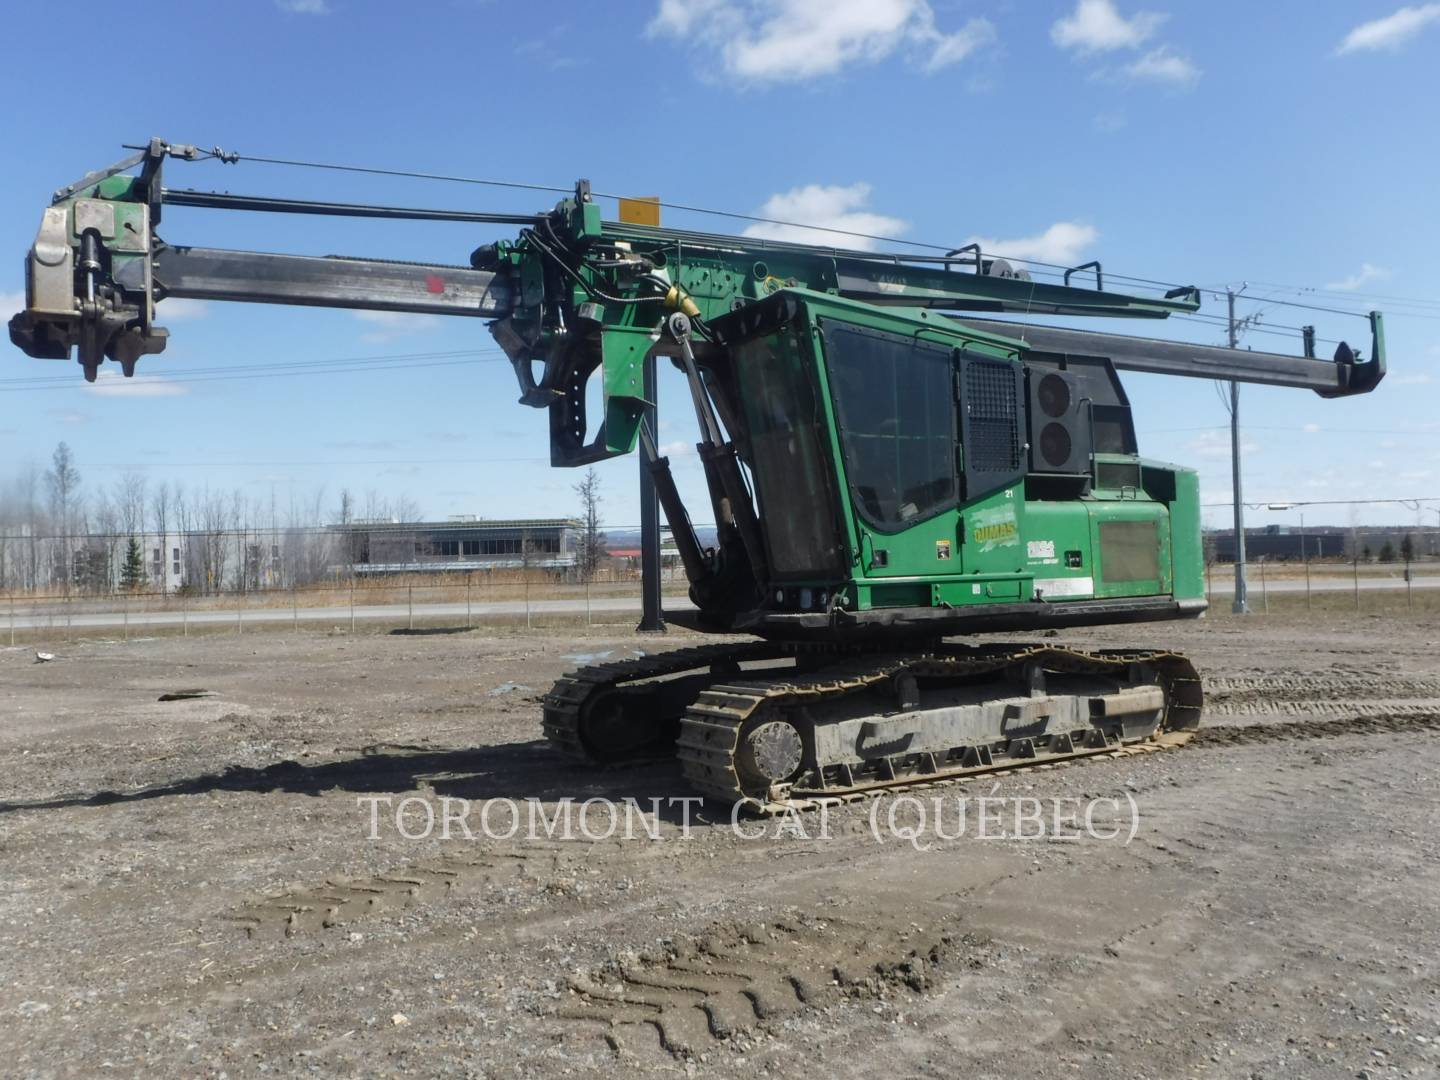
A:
[733,714,806,799]
[575,687,668,763]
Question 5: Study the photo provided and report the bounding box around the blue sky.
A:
[2,0,1438,532]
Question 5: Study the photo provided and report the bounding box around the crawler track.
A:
[545,642,1202,810]
[677,645,1201,808]
[543,642,791,764]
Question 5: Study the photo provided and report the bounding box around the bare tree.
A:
[150,480,172,587]
[116,471,147,537]
[16,462,44,590]
[150,480,170,535]
[573,467,606,582]
[175,484,200,591]
[0,455,436,595]
[46,442,82,593]
[71,488,118,594]
[197,488,230,593]
[392,494,422,523]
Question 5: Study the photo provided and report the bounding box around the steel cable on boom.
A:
[138,143,1208,293]
[127,143,1401,325]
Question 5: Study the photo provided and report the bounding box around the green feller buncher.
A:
[10,140,1386,808]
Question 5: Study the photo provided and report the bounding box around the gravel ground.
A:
[2,611,1438,1079]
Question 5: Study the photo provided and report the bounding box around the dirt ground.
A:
[2,611,1439,1079]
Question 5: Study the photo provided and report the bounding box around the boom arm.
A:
[961,316,1386,398]
[9,139,1386,464]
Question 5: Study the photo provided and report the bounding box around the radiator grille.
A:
[1095,460,1142,490]
[1099,520,1160,584]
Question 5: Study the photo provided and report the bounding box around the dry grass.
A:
[1204,585,1440,618]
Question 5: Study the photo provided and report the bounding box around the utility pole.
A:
[1228,288,1249,614]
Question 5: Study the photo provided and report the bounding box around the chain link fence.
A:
[4,572,694,645]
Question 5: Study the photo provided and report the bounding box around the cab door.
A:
[819,321,966,583]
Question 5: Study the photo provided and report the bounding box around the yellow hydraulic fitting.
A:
[664,285,701,318]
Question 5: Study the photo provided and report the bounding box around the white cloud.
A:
[1051,0,1164,53]
[154,297,209,321]
[1336,4,1440,54]
[1394,373,1433,385]
[648,0,727,37]
[741,183,907,251]
[354,309,441,343]
[0,290,24,314]
[966,222,1099,266]
[647,0,995,84]
[1324,263,1390,291]
[83,372,188,398]
[1302,423,1322,433]
[275,0,330,12]
[354,310,439,328]
[1122,45,1200,85]
[659,440,695,458]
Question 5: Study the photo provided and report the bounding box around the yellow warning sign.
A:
[618,196,661,227]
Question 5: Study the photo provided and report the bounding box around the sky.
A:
[1,0,1438,535]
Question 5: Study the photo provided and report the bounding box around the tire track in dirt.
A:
[550,914,980,1058]
[1192,710,1440,747]
[1203,673,1440,696]
[1202,672,1440,718]
[223,688,1440,940]
[1205,699,1440,717]
[226,711,1440,938]
[228,843,572,939]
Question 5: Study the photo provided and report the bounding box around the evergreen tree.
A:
[120,536,147,591]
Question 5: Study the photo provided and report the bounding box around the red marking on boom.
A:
[425,274,445,294]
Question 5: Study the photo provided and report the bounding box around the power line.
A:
[0,349,513,393]
[1140,424,1438,436]
[1243,280,1440,312]
[1198,288,1374,321]
[83,455,554,468]
[0,346,491,383]
[1202,496,1440,510]
[1203,284,1440,324]
[1170,311,1341,346]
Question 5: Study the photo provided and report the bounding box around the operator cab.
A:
[692,289,1198,639]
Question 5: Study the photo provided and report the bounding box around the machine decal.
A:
[1027,539,1056,561]
[971,505,1020,552]
[1034,576,1095,599]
